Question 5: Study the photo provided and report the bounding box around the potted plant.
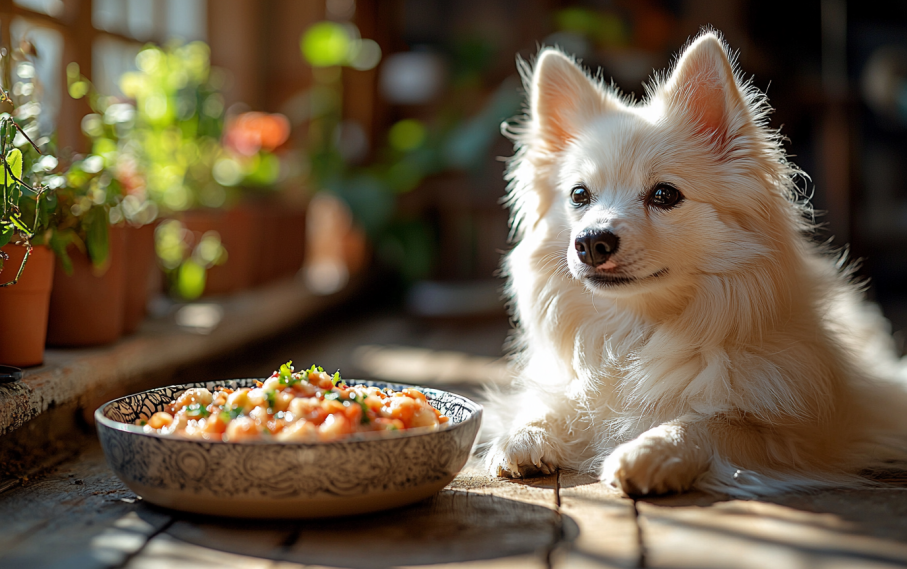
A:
[118,42,247,300]
[0,43,61,367]
[43,154,129,347]
[68,65,159,333]
[219,110,302,287]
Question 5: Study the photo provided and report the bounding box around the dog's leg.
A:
[600,416,711,495]
[484,398,564,478]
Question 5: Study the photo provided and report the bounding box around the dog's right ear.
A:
[530,49,603,153]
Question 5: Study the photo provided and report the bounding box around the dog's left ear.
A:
[664,33,749,143]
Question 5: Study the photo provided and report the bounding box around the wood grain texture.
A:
[552,470,641,569]
[280,465,559,568]
[9,442,907,569]
[0,445,171,569]
[124,534,278,569]
[637,490,907,569]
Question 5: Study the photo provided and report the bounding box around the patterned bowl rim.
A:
[95,378,483,447]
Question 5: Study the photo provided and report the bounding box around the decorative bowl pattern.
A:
[96,378,482,518]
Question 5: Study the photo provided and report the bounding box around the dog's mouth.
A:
[585,268,669,287]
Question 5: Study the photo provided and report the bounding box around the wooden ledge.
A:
[0,277,357,436]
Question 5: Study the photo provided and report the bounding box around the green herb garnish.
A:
[186,403,210,418]
[278,361,294,385]
[357,399,370,424]
[265,390,277,411]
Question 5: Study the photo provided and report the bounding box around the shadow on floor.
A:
[149,489,577,568]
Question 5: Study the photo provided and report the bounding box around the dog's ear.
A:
[530,49,603,152]
[664,33,748,142]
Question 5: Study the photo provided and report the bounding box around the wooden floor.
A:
[4,311,907,569]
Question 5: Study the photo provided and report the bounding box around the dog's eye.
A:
[647,184,683,209]
[570,185,591,207]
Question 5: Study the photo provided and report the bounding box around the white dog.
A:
[483,30,907,497]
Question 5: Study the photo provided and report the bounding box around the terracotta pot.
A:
[180,207,255,295]
[122,223,158,334]
[46,225,128,347]
[0,245,54,367]
[282,207,307,278]
[249,202,281,285]
[249,202,306,285]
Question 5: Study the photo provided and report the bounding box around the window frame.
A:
[0,0,205,151]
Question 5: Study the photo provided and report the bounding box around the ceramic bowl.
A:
[96,378,482,518]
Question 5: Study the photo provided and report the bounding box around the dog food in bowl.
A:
[136,362,449,442]
[95,370,482,518]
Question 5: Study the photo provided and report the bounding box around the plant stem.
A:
[0,244,30,287]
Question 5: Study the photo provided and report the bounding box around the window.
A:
[10,18,62,135]
[0,0,207,148]
[93,0,206,42]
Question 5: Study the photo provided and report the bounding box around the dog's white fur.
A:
[483,30,907,497]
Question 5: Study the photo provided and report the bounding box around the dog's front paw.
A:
[486,424,558,479]
[600,424,708,495]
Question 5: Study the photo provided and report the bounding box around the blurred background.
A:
[4,0,907,378]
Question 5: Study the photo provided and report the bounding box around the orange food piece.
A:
[203,414,229,435]
[343,402,362,424]
[148,412,173,429]
[318,413,352,439]
[387,396,417,423]
[403,388,427,402]
[322,399,345,414]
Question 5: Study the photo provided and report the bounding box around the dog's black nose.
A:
[575,230,620,267]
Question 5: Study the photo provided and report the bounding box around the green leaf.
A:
[176,258,206,299]
[9,212,30,235]
[300,22,351,67]
[49,229,78,275]
[0,222,12,247]
[358,399,370,423]
[4,148,22,188]
[85,207,109,268]
[331,371,341,386]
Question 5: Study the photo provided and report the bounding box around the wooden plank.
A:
[552,470,641,569]
[120,464,560,569]
[0,278,357,436]
[0,444,171,569]
[637,490,907,569]
[124,534,279,569]
[124,520,298,569]
[280,464,558,569]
